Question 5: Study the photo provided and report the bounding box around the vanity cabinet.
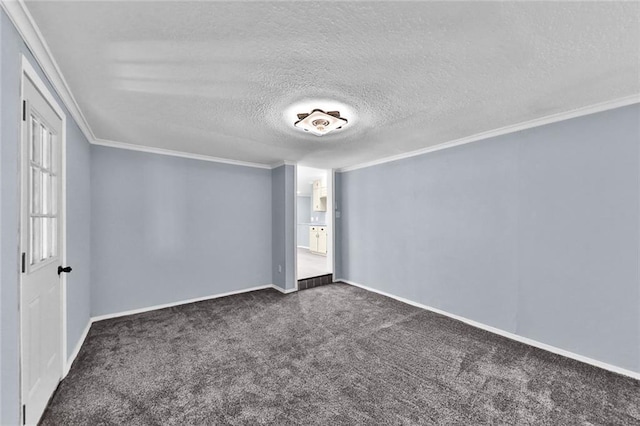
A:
[309,226,327,255]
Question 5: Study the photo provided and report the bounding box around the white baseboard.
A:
[63,284,295,378]
[91,284,275,323]
[297,245,310,249]
[64,320,91,377]
[271,284,297,294]
[337,278,640,381]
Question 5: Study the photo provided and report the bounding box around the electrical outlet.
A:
[278,265,282,273]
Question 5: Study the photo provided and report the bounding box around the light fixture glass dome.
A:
[294,109,348,136]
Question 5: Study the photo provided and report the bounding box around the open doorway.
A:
[296,166,333,287]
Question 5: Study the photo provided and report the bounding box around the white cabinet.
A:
[312,179,327,212]
[309,226,327,255]
[317,227,327,254]
[309,227,318,252]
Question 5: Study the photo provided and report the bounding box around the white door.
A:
[20,75,64,425]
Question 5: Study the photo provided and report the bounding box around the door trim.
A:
[19,54,68,421]
[293,164,298,290]
[327,169,335,281]
[330,169,336,283]
[294,167,335,284]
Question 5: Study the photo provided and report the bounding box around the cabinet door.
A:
[309,227,318,252]
[313,191,326,211]
[312,180,326,211]
[318,228,327,254]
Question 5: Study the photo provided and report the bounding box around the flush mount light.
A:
[294,109,348,136]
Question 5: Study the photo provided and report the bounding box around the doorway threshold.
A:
[298,274,333,290]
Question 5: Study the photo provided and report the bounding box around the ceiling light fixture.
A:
[294,109,348,136]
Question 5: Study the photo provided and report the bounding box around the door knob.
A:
[58,266,72,275]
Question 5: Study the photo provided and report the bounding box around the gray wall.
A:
[296,196,311,247]
[65,103,92,361]
[285,166,295,290]
[336,104,640,373]
[297,195,311,223]
[334,172,343,282]
[311,210,326,225]
[272,165,295,290]
[90,146,272,316]
[1,10,92,424]
[299,183,327,224]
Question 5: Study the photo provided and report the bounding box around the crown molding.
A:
[5,1,638,174]
[270,160,297,169]
[1,0,96,143]
[1,0,280,170]
[92,138,273,169]
[338,95,640,173]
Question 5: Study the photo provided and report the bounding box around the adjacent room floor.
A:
[42,283,640,425]
[297,247,329,279]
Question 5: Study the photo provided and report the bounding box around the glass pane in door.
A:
[30,167,40,214]
[41,217,49,260]
[31,117,41,164]
[42,128,51,170]
[27,115,58,267]
[42,172,50,215]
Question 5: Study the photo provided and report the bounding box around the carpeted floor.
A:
[42,283,640,425]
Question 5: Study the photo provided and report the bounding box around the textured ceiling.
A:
[25,1,640,169]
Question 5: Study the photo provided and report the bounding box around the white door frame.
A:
[327,169,335,280]
[293,164,299,290]
[293,166,335,286]
[19,54,68,418]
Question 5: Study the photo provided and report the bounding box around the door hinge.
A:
[21,252,26,273]
[22,100,26,121]
[23,404,26,425]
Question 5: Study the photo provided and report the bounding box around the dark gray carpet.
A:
[42,283,640,425]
